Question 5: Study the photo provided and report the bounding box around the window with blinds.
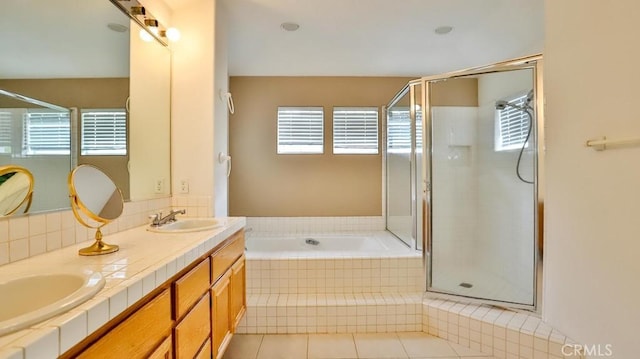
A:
[81,109,127,155]
[0,112,12,154]
[387,108,422,153]
[277,107,324,154]
[333,107,378,154]
[495,93,530,151]
[22,111,70,155]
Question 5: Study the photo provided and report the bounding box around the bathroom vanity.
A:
[0,217,246,359]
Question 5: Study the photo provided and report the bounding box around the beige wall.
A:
[0,78,130,198]
[229,76,412,217]
[171,0,216,203]
[544,1,640,357]
[431,78,479,107]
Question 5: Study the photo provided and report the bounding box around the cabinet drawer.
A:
[175,292,211,359]
[211,232,244,282]
[174,257,210,319]
[78,289,172,359]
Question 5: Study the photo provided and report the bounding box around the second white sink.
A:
[0,271,105,336]
[147,218,223,233]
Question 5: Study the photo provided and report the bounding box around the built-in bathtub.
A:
[237,230,425,334]
[244,231,422,295]
[246,231,416,259]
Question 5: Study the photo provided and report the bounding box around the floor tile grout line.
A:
[254,334,265,359]
[351,333,359,359]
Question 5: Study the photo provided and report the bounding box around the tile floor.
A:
[223,332,496,359]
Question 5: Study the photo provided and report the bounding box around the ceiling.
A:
[2,0,544,79]
[221,0,544,77]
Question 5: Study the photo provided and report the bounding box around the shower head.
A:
[526,89,534,105]
[495,100,510,110]
[495,90,535,111]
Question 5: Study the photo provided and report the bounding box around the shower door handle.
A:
[424,180,432,256]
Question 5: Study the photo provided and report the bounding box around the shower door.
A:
[424,57,542,309]
[386,81,422,249]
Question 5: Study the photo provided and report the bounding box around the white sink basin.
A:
[147,218,223,233]
[0,271,104,336]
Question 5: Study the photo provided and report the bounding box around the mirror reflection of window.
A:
[22,109,71,156]
[81,109,127,156]
[0,111,12,154]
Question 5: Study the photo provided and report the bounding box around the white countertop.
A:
[0,216,246,359]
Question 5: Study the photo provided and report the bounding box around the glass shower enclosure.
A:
[385,55,543,310]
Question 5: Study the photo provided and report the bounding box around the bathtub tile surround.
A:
[237,293,423,335]
[0,197,172,266]
[246,257,424,294]
[240,218,423,336]
[245,216,385,233]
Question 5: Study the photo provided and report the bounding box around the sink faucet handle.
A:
[148,213,161,226]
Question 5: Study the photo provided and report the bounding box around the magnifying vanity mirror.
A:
[69,165,124,256]
[0,165,34,217]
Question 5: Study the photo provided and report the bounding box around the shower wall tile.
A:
[0,197,172,266]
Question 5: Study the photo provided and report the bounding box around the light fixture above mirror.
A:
[110,0,180,45]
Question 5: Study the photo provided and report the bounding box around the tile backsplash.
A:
[0,197,173,266]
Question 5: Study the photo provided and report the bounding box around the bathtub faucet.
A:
[149,209,186,227]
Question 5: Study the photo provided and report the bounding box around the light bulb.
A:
[166,27,181,42]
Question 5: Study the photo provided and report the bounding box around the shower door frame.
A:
[422,54,544,312]
[384,79,422,250]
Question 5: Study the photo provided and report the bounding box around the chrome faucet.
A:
[149,209,186,227]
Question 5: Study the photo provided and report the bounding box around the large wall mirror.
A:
[0,0,171,215]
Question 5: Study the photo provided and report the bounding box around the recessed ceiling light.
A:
[434,26,453,35]
[281,22,300,32]
[107,23,128,33]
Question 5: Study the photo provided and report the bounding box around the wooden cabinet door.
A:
[195,339,212,359]
[174,293,211,359]
[148,335,173,359]
[211,271,232,359]
[230,254,246,331]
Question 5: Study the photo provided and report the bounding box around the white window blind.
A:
[277,107,324,154]
[0,112,12,154]
[333,107,378,154]
[22,111,70,155]
[495,94,530,151]
[387,108,422,153]
[81,110,127,155]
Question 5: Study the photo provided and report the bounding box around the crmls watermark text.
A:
[562,344,613,357]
